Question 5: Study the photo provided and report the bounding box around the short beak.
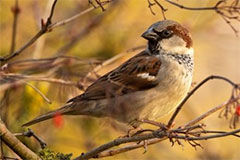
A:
[141,30,158,41]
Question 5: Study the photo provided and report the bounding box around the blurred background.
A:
[0,0,240,159]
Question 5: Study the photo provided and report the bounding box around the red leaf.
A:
[236,106,240,116]
[53,112,64,128]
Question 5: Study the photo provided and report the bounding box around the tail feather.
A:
[22,104,73,127]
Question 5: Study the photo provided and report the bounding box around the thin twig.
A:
[153,0,167,19]
[54,0,117,56]
[96,127,240,158]
[147,0,156,15]
[0,0,58,62]
[218,10,239,36]
[74,132,162,160]
[0,73,79,91]
[75,126,240,159]
[1,55,100,73]
[75,75,238,158]
[33,0,56,59]
[96,0,106,11]
[14,129,47,149]
[23,81,52,104]
[174,128,240,140]
[9,0,20,54]
[0,0,115,62]
[184,96,240,127]
[162,0,240,35]
[96,138,166,158]
[0,119,41,159]
[146,0,240,35]
[49,1,112,30]
[167,75,238,128]
[164,0,217,11]
[202,130,240,138]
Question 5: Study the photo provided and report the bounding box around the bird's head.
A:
[142,20,193,55]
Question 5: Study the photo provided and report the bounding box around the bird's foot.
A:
[139,119,167,129]
[140,140,148,154]
[139,119,176,131]
[126,126,143,137]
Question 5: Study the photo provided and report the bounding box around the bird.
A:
[23,20,194,128]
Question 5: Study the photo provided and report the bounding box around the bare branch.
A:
[96,138,166,158]
[0,118,41,159]
[14,128,47,149]
[153,0,167,19]
[164,0,217,11]
[148,0,240,35]
[95,0,106,11]
[0,0,115,62]
[24,81,52,104]
[174,128,240,140]
[0,0,58,62]
[72,75,239,159]
[1,1,240,159]
[1,56,100,73]
[75,125,240,159]
[147,0,156,15]
[49,0,112,30]
[167,75,238,128]
[184,96,240,127]
[0,72,79,92]
[9,0,20,54]
[55,0,118,56]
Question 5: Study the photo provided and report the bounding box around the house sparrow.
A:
[23,20,194,127]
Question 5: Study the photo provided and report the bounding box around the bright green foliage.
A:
[39,148,72,160]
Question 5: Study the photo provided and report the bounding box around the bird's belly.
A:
[138,66,192,121]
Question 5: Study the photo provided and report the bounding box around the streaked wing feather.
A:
[68,51,161,102]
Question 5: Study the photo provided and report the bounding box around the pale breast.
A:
[97,54,193,124]
[138,55,193,120]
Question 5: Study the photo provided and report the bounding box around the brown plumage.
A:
[23,20,194,127]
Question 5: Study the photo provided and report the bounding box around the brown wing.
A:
[68,51,161,102]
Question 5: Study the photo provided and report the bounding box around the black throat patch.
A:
[147,40,193,72]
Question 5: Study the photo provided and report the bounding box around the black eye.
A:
[161,30,173,38]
